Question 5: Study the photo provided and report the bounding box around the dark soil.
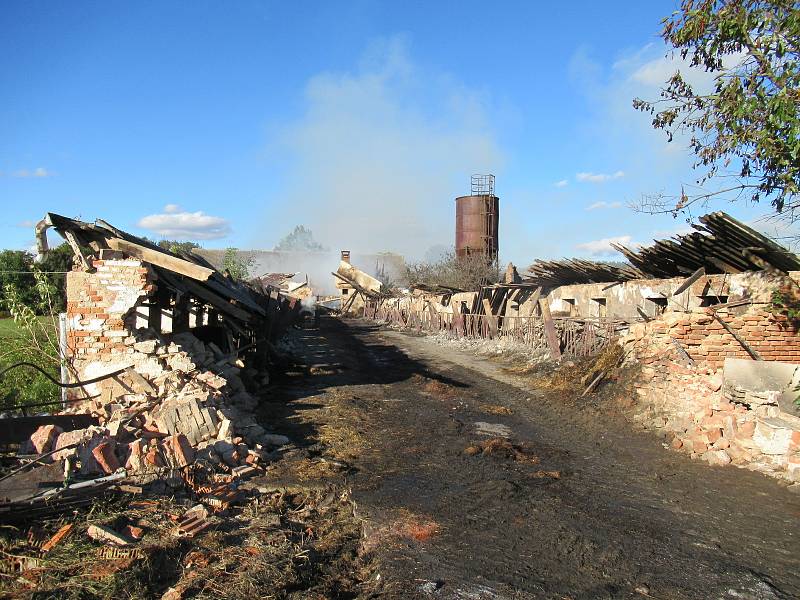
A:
[265,316,800,600]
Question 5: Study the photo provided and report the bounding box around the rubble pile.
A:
[21,329,289,482]
[623,309,800,482]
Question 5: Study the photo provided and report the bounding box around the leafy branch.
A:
[633,0,800,219]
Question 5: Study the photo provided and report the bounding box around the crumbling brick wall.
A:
[623,304,800,482]
[52,251,284,478]
[633,308,800,368]
[65,253,155,399]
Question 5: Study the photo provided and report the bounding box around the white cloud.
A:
[554,179,568,188]
[270,36,504,258]
[586,201,622,211]
[576,170,624,183]
[575,235,632,257]
[624,45,747,94]
[137,205,231,240]
[17,220,36,228]
[12,167,52,178]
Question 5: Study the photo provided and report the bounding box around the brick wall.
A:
[622,305,800,482]
[66,256,154,363]
[65,255,157,401]
[629,307,800,369]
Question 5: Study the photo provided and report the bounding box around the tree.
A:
[222,248,254,281]
[0,250,36,312]
[36,242,74,312]
[405,251,500,291]
[157,239,200,255]
[274,225,326,252]
[0,244,74,314]
[633,0,799,220]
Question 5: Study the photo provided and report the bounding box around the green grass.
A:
[0,316,61,413]
[0,315,57,337]
[0,317,22,336]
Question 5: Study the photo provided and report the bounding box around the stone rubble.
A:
[21,329,287,480]
[622,307,800,483]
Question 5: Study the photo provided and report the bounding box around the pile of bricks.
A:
[622,306,800,483]
[22,329,288,480]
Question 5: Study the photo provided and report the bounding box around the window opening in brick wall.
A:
[592,297,607,318]
[646,297,668,316]
[342,288,349,295]
[699,295,728,307]
[563,298,576,317]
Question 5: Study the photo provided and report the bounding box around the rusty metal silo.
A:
[455,174,499,261]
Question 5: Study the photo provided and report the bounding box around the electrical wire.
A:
[2,393,101,411]
[0,362,126,388]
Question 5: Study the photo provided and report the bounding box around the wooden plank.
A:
[524,287,542,316]
[203,276,265,316]
[147,287,166,332]
[160,271,255,322]
[451,300,464,336]
[538,299,561,359]
[669,337,695,366]
[173,292,190,333]
[482,299,498,337]
[711,312,762,360]
[63,230,94,272]
[106,237,214,281]
[426,301,438,317]
[672,267,706,297]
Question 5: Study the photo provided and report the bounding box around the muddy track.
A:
[265,317,800,600]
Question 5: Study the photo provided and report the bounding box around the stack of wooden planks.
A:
[525,258,643,287]
[613,211,800,277]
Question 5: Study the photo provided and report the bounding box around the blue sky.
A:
[1,1,795,266]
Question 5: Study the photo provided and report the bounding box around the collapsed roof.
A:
[36,213,274,335]
[525,259,642,288]
[613,211,800,278]
[525,211,800,287]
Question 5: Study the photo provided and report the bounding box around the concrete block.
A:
[133,340,158,354]
[724,357,797,395]
[217,419,234,441]
[704,449,732,466]
[87,524,130,546]
[753,417,799,455]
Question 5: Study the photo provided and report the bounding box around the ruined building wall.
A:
[621,303,800,483]
[529,271,788,320]
[380,272,800,482]
[57,252,284,477]
[65,253,156,399]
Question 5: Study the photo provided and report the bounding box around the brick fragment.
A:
[91,441,120,474]
[27,425,64,455]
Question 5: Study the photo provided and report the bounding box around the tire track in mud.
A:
[280,318,800,600]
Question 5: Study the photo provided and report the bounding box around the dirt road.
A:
[264,317,800,600]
